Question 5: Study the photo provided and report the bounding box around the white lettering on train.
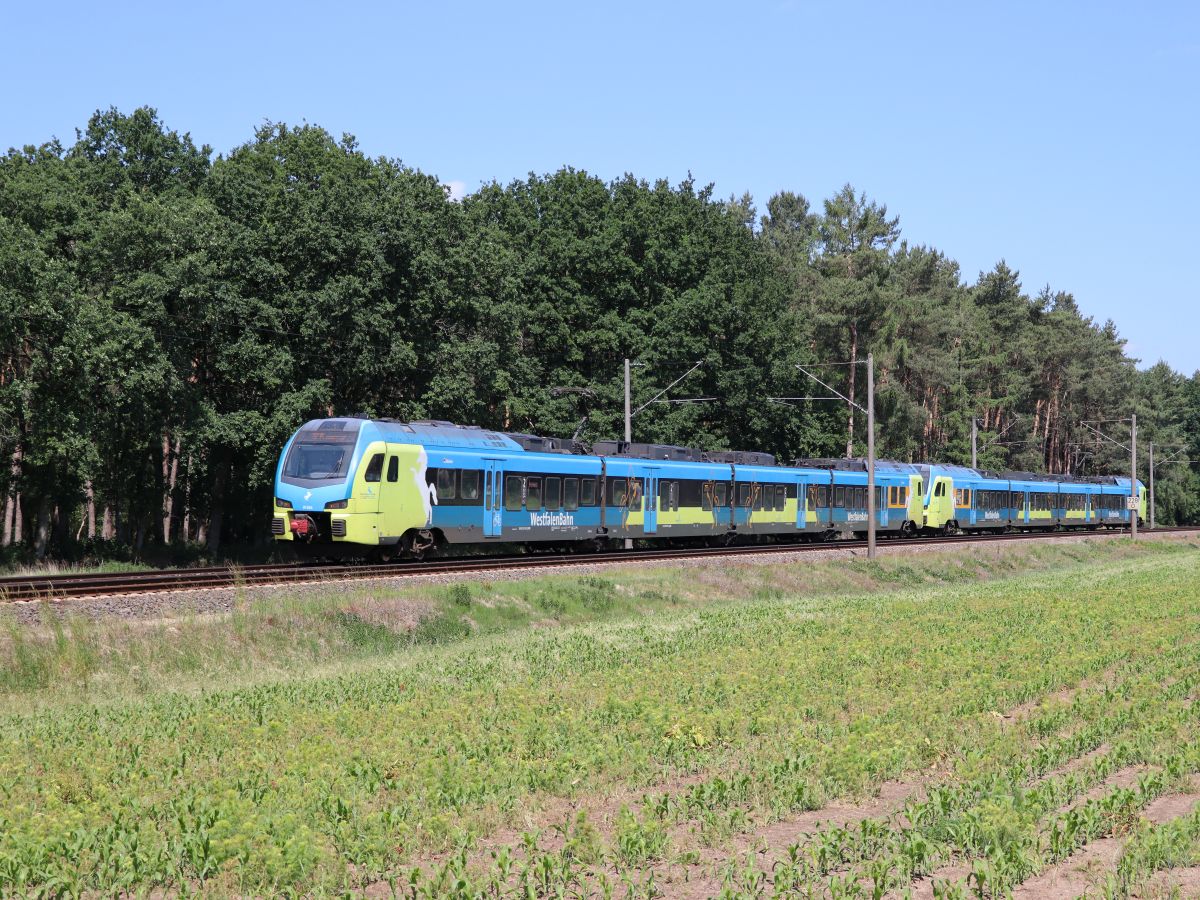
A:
[530,512,575,527]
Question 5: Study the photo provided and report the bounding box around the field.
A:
[1,537,1199,897]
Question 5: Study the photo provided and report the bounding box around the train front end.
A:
[272,418,364,554]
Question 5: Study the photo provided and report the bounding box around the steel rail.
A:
[0,527,1194,603]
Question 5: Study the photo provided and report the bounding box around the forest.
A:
[1,107,1196,559]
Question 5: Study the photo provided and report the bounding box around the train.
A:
[271,416,1148,560]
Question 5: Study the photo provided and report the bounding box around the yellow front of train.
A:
[273,419,433,556]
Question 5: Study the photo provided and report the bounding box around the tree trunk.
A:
[52,503,69,550]
[85,480,96,539]
[101,505,115,540]
[162,434,181,544]
[207,452,229,552]
[181,452,192,543]
[3,445,21,546]
[846,323,858,458]
[33,495,52,559]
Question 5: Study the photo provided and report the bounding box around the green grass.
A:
[0,539,1198,896]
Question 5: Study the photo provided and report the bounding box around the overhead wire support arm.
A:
[979,415,1023,451]
[1078,420,1132,453]
[794,364,866,414]
[631,360,705,418]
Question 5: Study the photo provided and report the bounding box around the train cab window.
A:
[916,480,923,497]
[504,476,523,511]
[526,477,542,510]
[461,470,481,502]
[364,453,384,483]
[609,478,627,507]
[714,483,728,507]
[934,482,945,498]
[436,468,456,500]
[545,477,561,509]
[564,477,579,510]
[386,456,399,483]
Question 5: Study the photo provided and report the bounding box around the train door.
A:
[796,477,806,529]
[483,459,503,538]
[644,468,659,534]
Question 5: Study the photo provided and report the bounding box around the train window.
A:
[504,476,523,511]
[526,477,542,510]
[461,470,481,501]
[564,478,579,510]
[386,456,399,483]
[753,485,762,510]
[610,478,627,507]
[364,453,384,483]
[817,485,828,507]
[658,481,670,510]
[900,486,908,505]
[437,468,456,500]
[580,478,597,507]
[484,472,491,508]
[545,477,561,509]
[834,486,846,507]
[702,482,713,511]
[738,484,751,507]
[714,482,728,506]
[671,482,680,511]
[777,485,787,510]
[965,489,972,508]
[628,478,642,510]
[888,486,897,505]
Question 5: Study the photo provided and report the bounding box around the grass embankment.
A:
[0,538,1197,896]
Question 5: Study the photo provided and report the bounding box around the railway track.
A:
[0,527,1194,602]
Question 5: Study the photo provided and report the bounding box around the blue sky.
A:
[4,0,1198,373]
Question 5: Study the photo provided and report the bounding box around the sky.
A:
[4,0,1198,373]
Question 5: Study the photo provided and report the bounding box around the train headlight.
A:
[275,498,293,509]
[325,500,348,510]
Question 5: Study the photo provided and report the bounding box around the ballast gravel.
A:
[3,529,1196,627]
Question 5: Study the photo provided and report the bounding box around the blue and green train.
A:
[271,417,1146,559]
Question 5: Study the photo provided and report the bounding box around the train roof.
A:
[793,457,921,474]
[312,418,1141,486]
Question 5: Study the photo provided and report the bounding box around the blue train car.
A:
[273,416,1147,558]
